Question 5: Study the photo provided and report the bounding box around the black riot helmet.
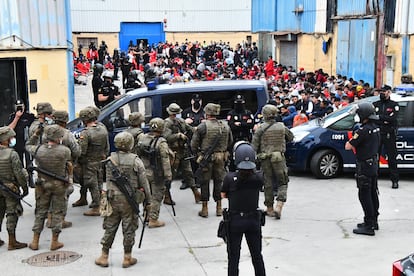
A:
[233,141,256,170]
[356,102,379,121]
[93,63,104,76]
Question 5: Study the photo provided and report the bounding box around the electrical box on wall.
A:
[29,80,37,93]
[386,55,395,70]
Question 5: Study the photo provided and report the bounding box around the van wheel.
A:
[310,150,341,178]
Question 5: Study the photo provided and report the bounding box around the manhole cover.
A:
[22,251,82,267]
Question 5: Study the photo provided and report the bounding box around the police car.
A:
[285,90,414,178]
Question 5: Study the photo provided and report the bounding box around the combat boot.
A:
[191,187,201,204]
[46,212,52,228]
[95,250,109,267]
[7,233,27,250]
[198,201,208,218]
[274,201,284,219]
[62,220,73,229]
[72,195,88,207]
[148,218,165,228]
[28,233,40,250]
[83,207,100,216]
[266,206,276,217]
[122,253,137,268]
[163,191,176,206]
[50,232,64,250]
[216,200,223,216]
[353,225,375,236]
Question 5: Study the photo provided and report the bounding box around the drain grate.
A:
[22,251,82,267]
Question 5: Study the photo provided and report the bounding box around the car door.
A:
[394,99,414,170]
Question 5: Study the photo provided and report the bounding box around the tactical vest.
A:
[201,120,229,152]
[137,134,158,169]
[108,152,139,191]
[0,148,15,182]
[165,117,187,150]
[125,127,143,154]
[259,122,286,153]
[35,144,67,177]
[85,125,108,161]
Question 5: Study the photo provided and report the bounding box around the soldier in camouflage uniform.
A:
[164,103,201,204]
[26,125,71,251]
[137,118,172,228]
[0,126,29,250]
[50,110,81,228]
[125,112,145,155]
[191,103,232,218]
[95,132,151,268]
[28,102,54,144]
[75,107,109,216]
[252,104,294,219]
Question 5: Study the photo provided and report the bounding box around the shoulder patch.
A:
[352,133,359,139]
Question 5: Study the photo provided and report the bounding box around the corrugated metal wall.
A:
[251,0,276,32]
[0,0,68,48]
[276,1,297,31]
[71,0,251,33]
[337,0,384,16]
[394,0,414,34]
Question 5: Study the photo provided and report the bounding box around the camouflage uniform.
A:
[137,118,172,227]
[252,104,294,219]
[28,102,54,145]
[96,131,151,268]
[125,112,144,155]
[191,103,232,217]
[164,103,201,204]
[0,126,29,250]
[77,107,109,215]
[26,125,71,250]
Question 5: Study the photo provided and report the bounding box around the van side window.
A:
[396,101,413,127]
[103,97,152,131]
[160,89,259,119]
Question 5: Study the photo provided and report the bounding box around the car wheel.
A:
[310,149,341,179]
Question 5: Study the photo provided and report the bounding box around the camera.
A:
[16,106,23,112]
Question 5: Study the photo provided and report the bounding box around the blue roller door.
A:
[119,22,165,51]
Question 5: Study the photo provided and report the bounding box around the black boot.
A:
[353,225,375,236]
[357,221,379,230]
[179,181,189,190]
[392,181,399,189]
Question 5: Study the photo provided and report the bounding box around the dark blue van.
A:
[68,80,268,151]
[285,92,414,178]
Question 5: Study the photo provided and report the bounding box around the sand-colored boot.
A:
[95,250,109,267]
[7,233,27,250]
[198,201,208,218]
[122,253,137,268]
[148,218,165,228]
[274,201,284,219]
[216,200,223,216]
[266,206,276,217]
[50,232,64,251]
[72,194,88,207]
[191,187,201,204]
[28,233,40,250]
[83,207,100,216]
[163,191,176,205]
[62,216,73,228]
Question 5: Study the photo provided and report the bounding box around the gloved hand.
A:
[21,187,29,198]
[164,180,172,190]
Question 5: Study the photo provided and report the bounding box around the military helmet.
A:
[36,102,53,115]
[114,131,134,151]
[204,103,220,116]
[0,126,16,142]
[52,110,69,123]
[262,104,279,120]
[149,117,165,132]
[45,125,64,141]
[129,112,144,126]
[233,141,256,170]
[79,107,96,122]
[166,103,183,115]
[356,102,379,121]
[86,105,101,118]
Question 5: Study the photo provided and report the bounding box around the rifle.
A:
[194,133,222,179]
[138,200,149,248]
[27,166,69,183]
[102,159,146,248]
[164,180,176,216]
[0,180,32,207]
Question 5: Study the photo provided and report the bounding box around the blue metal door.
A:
[336,19,377,85]
[119,22,165,51]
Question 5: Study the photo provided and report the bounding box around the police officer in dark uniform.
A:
[227,95,255,143]
[345,102,380,236]
[221,142,266,276]
[92,63,104,107]
[7,100,35,166]
[97,71,121,109]
[182,94,205,127]
[373,85,400,189]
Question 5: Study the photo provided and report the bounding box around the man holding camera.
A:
[7,100,35,166]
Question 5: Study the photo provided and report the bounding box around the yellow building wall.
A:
[297,34,334,75]
[166,32,258,48]
[0,49,69,112]
[72,33,119,55]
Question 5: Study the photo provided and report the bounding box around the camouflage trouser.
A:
[172,152,195,188]
[147,173,166,220]
[261,158,289,207]
[0,192,22,233]
[81,161,101,208]
[32,179,67,234]
[100,195,138,253]
[199,159,226,202]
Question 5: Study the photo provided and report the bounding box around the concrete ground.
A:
[0,75,412,275]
